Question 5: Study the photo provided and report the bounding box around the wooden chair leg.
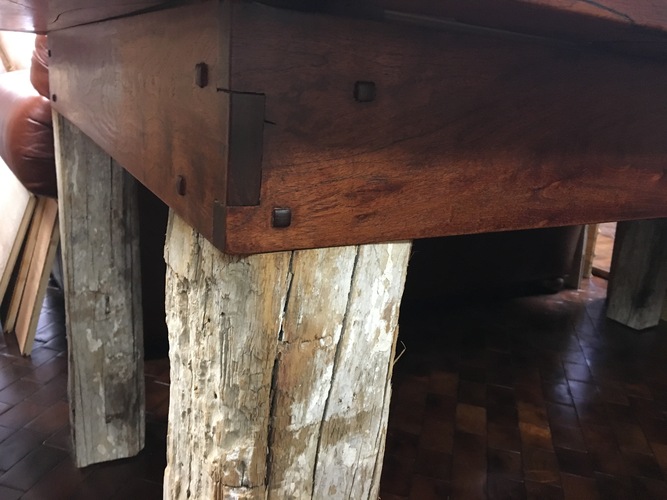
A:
[163,213,411,499]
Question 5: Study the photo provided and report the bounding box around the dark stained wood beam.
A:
[49,1,228,245]
[49,1,667,253]
[224,2,667,253]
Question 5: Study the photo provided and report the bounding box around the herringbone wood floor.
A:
[383,277,667,499]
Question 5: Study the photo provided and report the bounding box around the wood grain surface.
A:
[4,196,47,334]
[164,212,410,499]
[260,0,667,58]
[49,1,228,245]
[48,1,667,254]
[224,2,667,253]
[54,112,145,467]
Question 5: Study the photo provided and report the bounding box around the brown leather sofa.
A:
[0,35,56,197]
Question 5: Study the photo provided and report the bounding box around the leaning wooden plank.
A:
[53,111,144,467]
[607,219,667,330]
[3,196,46,333]
[163,212,411,499]
[564,226,587,289]
[0,159,36,305]
[13,197,59,355]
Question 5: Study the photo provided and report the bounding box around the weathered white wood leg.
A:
[607,219,667,330]
[53,112,145,467]
[163,213,411,499]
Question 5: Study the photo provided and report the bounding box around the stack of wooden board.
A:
[0,160,59,355]
[0,158,35,304]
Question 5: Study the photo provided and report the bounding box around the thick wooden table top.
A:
[0,0,185,33]
[3,0,667,47]
[10,0,667,253]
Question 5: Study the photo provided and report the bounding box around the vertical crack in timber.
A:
[265,252,295,494]
[265,351,282,492]
[183,246,201,499]
[107,157,114,268]
[278,253,296,342]
[348,460,360,500]
[310,247,361,498]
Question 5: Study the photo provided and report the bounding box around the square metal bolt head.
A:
[272,208,292,228]
[354,81,376,102]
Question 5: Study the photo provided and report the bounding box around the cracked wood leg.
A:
[53,112,145,467]
[163,213,411,499]
[607,218,667,330]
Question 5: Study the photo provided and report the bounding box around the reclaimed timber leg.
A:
[607,219,667,330]
[53,112,145,467]
[163,214,411,499]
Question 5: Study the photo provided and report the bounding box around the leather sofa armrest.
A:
[0,69,56,197]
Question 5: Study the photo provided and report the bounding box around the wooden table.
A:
[4,1,667,498]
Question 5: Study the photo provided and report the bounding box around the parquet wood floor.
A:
[2,242,667,499]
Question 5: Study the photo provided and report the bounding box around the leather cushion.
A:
[0,70,56,197]
[30,35,50,98]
